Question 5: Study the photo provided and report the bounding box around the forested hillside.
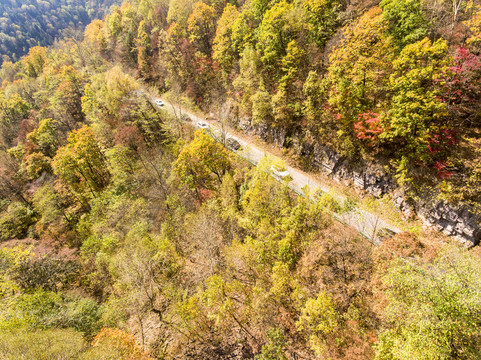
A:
[0,0,121,62]
[0,0,481,358]
[72,0,481,213]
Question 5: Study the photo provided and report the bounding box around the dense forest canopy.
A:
[70,0,481,212]
[0,0,121,62]
[0,0,480,358]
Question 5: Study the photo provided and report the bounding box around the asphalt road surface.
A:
[156,97,401,243]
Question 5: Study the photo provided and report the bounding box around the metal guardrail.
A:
[228,144,379,245]
[158,99,389,246]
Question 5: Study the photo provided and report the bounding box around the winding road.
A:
[156,97,401,243]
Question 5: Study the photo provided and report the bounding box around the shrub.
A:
[0,328,86,360]
[0,202,37,241]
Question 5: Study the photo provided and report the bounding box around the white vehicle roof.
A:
[270,165,289,178]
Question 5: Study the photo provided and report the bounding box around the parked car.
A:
[377,227,397,241]
[153,99,164,107]
[197,121,209,129]
[206,112,216,121]
[270,165,290,180]
[180,114,191,122]
[226,137,241,151]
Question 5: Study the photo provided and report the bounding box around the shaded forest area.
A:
[89,0,481,212]
[0,0,480,359]
[0,0,121,62]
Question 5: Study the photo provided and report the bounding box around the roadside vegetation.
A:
[0,0,480,358]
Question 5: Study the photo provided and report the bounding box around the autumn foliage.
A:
[0,0,480,359]
[92,328,154,360]
[353,112,383,147]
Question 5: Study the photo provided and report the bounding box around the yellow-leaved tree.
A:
[174,130,231,200]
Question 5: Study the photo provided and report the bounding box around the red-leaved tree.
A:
[427,128,458,179]
[442,47,481,126]
[353,112,383,147]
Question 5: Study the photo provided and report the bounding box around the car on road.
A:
[270,165,290,180]
[153,99,164,107]
[226,137,241,151]
[377,227,397,241]
[180,114,191,122]
[206,112,217,121]
[197,121,209,129]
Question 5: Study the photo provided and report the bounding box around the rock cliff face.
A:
[239,119,481,246]
[309,143,481,246]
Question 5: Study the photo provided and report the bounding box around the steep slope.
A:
[0,0,480,359]
[0,0,121,62]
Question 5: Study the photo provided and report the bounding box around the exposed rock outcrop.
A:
[239,118,481,246]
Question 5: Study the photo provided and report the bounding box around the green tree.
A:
[230,8,256,54]
[233,45,262,116]
[212,4,240,75]
[51,65,85,126]
[255,328,288,360]
[380,38,449,162]
[296,291,338,357]
[167,0,194,28]
[279,40,306,89]
[0,93,31,147]
[136,20,151,77]
[239,157,292,233]
[26,119,58,158]
[256,0,300,75]
[0,328,87,360]
[107,7,123,38]
[81,66,139,127]
[21,46,47,78]
[0,202,37,242]
[21,152,52,180]
[375,244,481,359]
[32,182,71,237]
[187,2,217,54]
[302,71,328,130]
[173,130,231,199]
[380,0,429,49]
[272,40,306,128]
[52,126,110,202]
[251,82,273,126]
[118,3,141,65]
[302,0,339,49]
[326,7,393,128]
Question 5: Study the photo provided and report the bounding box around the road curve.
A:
[156,98,401,243]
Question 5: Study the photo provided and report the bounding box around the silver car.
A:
[153,99,164,107]
[270,165,290,180]
[197,121,209,129]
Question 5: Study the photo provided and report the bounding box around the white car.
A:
[197,121,209,129]
[270,165,290,180]
[153,99,164,107]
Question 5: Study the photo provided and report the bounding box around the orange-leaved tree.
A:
[91,328,154,360]
[174,130,231,200]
